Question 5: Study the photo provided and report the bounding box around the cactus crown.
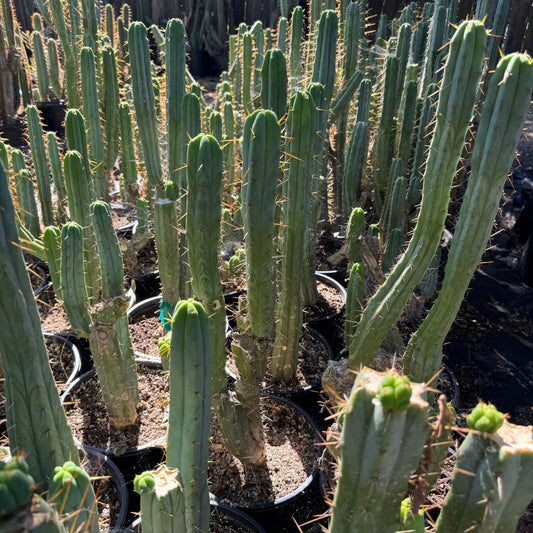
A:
[466,402,505,434]
[377,371,412,410]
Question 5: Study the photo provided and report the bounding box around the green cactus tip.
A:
[377,371,412,410]
[466,402,505,434]
[134,471,156,495]
[158,333,171,361]
[0,456,34,519]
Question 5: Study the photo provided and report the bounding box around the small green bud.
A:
[378,371,412,410]
[229,248,246,276]
[134,471,156,495]
[466,402,505,434]
[158,333,171,362]
[0,456,34,518]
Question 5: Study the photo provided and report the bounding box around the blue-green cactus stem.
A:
[60,222,91,336]
[165,18,187,187]
[272,91,315,381]
[118,103,139,203]
[344,262,365,345]
[419,5,447,98]
[404,53,533,383]
[347,21,487,370]
[46,132,67,224]
[407,83,438,212]
[261,49,288,120]
[128,21,163,188]
[63,149,100,305]
[277,16,288,53]
[289,5,304,91]
[26,105,53,228]
[65,109,95,201]
[101,45,120,193]
[43,226,62,300]
[0,164,81,488]
[13,164,40,237]
[167,299,212,533]
[186,134,226,393]
[153,189,181,314]
[328,368,430,533]
[134,466,187,533]
[342,120,368,215]
[346,207,365,266]
[241,110,280,340]
[372,55,399,213]
[80,46,106,201]
[32,31,49,101]
[242,32,253,116]
[311,10,338,105]
[49,0,79,108]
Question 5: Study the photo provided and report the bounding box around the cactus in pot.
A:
[135,299,211,533]
[60,200,138,429]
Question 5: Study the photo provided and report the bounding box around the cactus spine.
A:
[347,21,487,369]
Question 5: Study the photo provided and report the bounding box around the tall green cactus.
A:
[261,49,288,120]
[166,299,212,533]
[404,52,533,382]
[32,30,49,101]
[26,105,53,228]
[272,91,315,381]
[80,46,106,201]
[328,369,430,533]
[347,21,487,370]
[165,18,187,187]
[186,134,226,393]
[46,132,68,224]
[118,102,139,203]
[0,163,81,488]
[101,44,120,192]
[128,21,163,189]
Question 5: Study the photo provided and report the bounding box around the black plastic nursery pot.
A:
[43,331,83,393]
[35,101,66,133]
[60,358,168,458]
[209,394,329,533]
[81,448,129,533]
[125,499,267,532]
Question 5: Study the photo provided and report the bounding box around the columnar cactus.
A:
[328,369,430,533]
[186,134,226,393]
[271,91,316,381]
[166,299,212,533]
[347,21,487,370]
[0,163,81,488]
[403,52,533,383]
[80,46,106,200]
[26,105,53,228]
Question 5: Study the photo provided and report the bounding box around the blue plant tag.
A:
[159,300,173,332]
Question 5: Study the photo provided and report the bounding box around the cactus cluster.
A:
[1,1,533,531]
